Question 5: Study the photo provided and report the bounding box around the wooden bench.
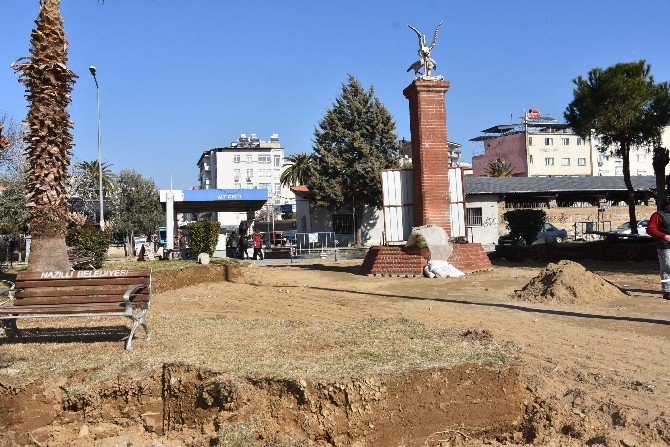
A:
[0,268,152,350]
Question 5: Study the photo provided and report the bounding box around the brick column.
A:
[403,80,452,236]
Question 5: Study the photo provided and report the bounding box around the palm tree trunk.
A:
[13,0,77,271]
[621,143,638,234]
[653,145,669,210]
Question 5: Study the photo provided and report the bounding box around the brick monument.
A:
[361,78,492,276]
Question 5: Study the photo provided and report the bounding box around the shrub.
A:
[503,209,546,245]
[66,226,111,268]
[186,220,220,256]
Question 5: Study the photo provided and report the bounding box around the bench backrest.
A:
[14,269,151,307]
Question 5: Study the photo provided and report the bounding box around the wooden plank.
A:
[0,303,131,315]
[15,288,150,299]
[13,295,150,306]
[16,269,152,281]
[16,277,150,289]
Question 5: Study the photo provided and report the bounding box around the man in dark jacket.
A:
[646,200,670,300]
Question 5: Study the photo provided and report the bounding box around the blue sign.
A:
[280,204,295,213]
[182,189,268,202]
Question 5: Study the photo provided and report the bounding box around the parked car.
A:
[498,223,568,246]
[611,220,649,236]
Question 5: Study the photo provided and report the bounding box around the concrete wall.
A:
[465,194,500,245]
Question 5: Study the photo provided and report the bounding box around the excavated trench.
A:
[0,362,527,446]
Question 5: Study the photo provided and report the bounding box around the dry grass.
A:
[0,311,508,387]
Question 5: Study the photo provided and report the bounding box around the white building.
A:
[197,133,296,227]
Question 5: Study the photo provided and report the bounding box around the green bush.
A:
[66,226,111,269]
[186,220,220,256]
[503,209,546,245]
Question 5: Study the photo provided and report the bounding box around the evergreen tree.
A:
[308,75,400,246]
[12,0,77,271]
[565,61,670,233]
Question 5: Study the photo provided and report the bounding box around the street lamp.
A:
[89,65,105,231]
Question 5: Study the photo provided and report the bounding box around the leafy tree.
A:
[307,75,400,246]
[0,112,27,185]
[12,0,76,271]
[280,152,313,187]
[485,159,514,177]
[66,225,111,269]
[0,123,8,152]
[186,220,220,256]
[565,61,670,232]
[112,170,163,246]
[0,183,29,236]
[503,209,546,246]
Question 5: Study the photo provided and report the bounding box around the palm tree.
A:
[12,0,76,271]
[485,159,514,177]
[77,160,116,196]
[280,152,313,187]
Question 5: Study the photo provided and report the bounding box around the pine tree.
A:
[308,75,400,246]
[13,0,77,271]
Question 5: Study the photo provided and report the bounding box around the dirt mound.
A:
[512,260,626,304]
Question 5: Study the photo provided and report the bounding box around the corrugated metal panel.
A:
[448,167,467,238]
[382,169,414,243]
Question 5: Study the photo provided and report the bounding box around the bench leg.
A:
[0,319,18,338]
[125,309,149,350]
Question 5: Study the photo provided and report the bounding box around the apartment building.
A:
[470,109,666,177]
[196,133,295,227]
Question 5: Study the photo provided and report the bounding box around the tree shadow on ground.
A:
[308,286,670,326]
[0,325,129,344]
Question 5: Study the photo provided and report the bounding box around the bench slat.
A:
[17,278,150,288]
[16,269,152,281]
[13,295,150,306]
[0,303,137,315]
[15,288,150,299]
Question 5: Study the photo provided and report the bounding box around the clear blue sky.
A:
[2,0,669,189]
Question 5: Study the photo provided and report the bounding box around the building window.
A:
[466,207,483,227]
[259,183,271,191]
[233,183,241,189]
[274,168,280,177]
[561,137,569,145]
[545,157,554,166]
[577,158,586,166]
[576,138,584,146]
[598,154,610,162]
[258,154,271,164]
[233,154,241,163]
[529,155,533,164]
[233,169,240,178]
[274,155,281,166]
[637,154,647,162]
[246,183,253,189]
[545,138,553,145]
[246,169,253,178]
[275,183,282,195]
[259,169,271,177]
[333,214,355,235]
[246,154,253,163]
[528,137,533,146]
[561,158,570,166]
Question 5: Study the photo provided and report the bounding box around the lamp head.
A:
[89,66,97,76]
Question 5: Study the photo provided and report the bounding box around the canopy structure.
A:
[159,189,268,251]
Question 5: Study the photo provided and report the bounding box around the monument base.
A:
[361,243,492,276]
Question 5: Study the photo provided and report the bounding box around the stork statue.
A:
[407,22,443,79]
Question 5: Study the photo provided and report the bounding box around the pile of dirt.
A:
[152,264,225,293]
[512,260,626,304]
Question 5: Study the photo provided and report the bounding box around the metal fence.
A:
[293,231,337,256]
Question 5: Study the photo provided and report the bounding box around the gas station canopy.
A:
[159,189,269,213]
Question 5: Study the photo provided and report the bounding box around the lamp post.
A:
[89,66,105,231]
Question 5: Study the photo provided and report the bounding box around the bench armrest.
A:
[123,284,151,316]
[0,280,16,307]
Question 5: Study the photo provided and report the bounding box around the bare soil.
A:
[1,258,670,446]
[512,259,627,305]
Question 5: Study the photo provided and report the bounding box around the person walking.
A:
[646,200,670,300]
[252,229,264,260]
[227,232,239,259]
